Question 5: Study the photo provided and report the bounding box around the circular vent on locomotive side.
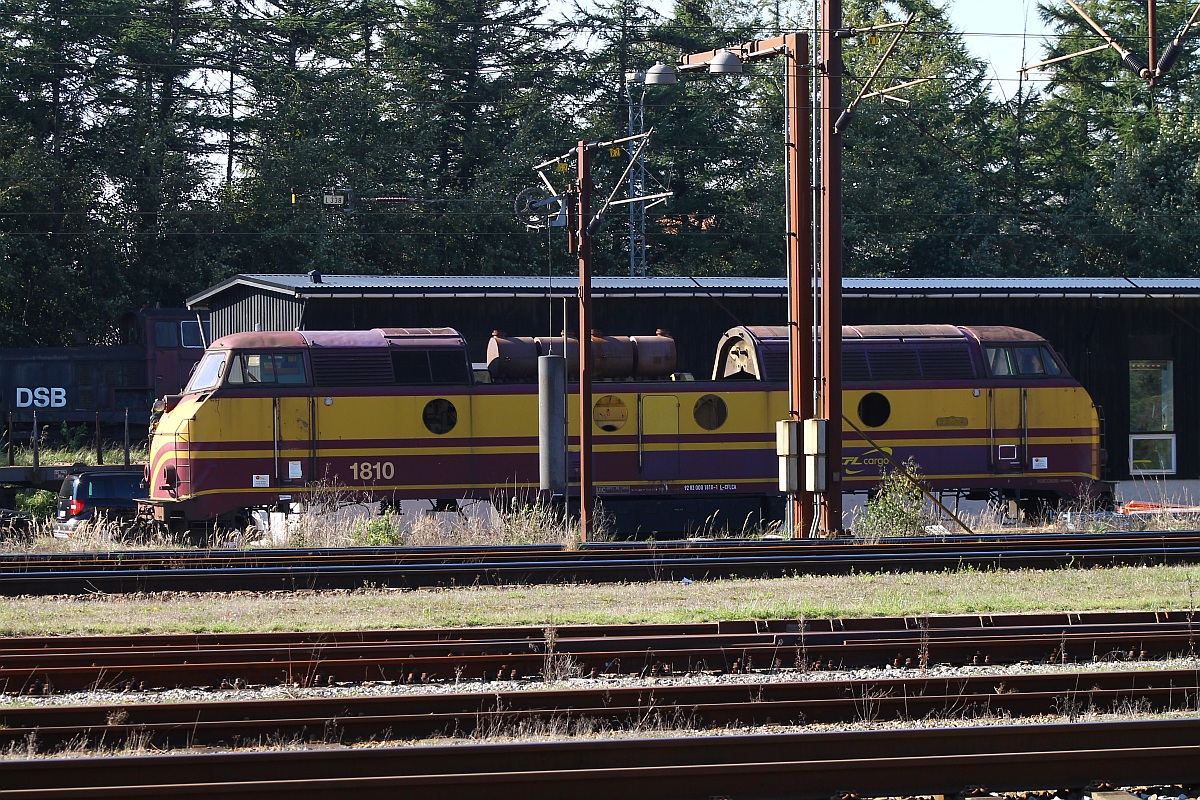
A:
[423,398,458,435]
[857,392,891,428]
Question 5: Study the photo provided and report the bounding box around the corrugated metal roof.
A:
[842,277,1200,296]
[188,274,1200,307]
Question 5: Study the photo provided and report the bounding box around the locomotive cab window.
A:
[985,347,1014,377]
[987,346,1063,378]
[181,320,210,348]
[1040,347,1063,375]
[226,352,308,386]
[186,352,227,393]
[392,350,471,385]
[153,321,180,348]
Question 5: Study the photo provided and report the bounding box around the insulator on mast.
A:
[1156,41,1183,74]
[1122,50,1151,77]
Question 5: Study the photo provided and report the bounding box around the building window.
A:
[1129,360,1175,475]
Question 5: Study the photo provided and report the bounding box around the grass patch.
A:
[0,563,1197,636]
[1,443,147,468]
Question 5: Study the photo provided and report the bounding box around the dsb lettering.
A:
[16,387,67,408]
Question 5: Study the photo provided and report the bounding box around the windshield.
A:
[186,351,227,393]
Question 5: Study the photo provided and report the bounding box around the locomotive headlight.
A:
[973,389,980,397]
[324,397,333,406]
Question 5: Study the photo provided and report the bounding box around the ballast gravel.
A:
[6,655,1200,711]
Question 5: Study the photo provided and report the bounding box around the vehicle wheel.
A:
[1018,497,1052,526]
[214,513,259,549]
[116,519,153,545]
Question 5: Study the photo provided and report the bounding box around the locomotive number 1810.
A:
[349,461,395,481]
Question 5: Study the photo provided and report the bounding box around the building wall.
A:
[210,287,304,338]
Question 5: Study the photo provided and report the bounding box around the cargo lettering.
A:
[842,446,893,476]
[16,387,66,408]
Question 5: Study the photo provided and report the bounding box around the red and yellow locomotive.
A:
[141,324,1108,537]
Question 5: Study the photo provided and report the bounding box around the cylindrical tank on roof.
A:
[534,334,581,370]
[486,333,539,381]
[487,331,676,381]
[630,333,676,378]
[590,333,635,377]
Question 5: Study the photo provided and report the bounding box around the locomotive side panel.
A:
[312,391,477,500]
[841,383,1101,498]
[724,323,1107,505]
[152,390,484,523]
[842,384,991,489]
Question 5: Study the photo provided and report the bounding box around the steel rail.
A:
[3,609,1189,655]
[3,611,1198,693]
[2,668,1199,752]
[4,535,1200,595]
[3,529,1197,571]
[1,720,1199,798]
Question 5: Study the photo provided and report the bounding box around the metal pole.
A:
[577,140,595,542]
[785,32,816,537]
[820,0,845,535]
[634,90,647,276]
[95,412,103,465]
[626,79,648,277]
[538,355,567,497]
[627,82,636,276]
[1148,0,1158,85]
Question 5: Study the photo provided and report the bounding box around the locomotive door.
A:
[639,394,679,481]
[273,395,316,488]
[988,387,1027,472]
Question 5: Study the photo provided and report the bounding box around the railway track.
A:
[4,529,1200,594]
[3,667,1199,753]
[1,719,1198,798]
[3,610,1196,693]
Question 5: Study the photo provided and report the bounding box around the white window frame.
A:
[1129,433,1176,476]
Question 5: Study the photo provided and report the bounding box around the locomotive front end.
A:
[142,344,230,533]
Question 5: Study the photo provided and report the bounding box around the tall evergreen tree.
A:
[631,0,778,276]
[378,0,571,275]
[1025,0,1200,276]
[838,0,1002,277]
[0,0,114,344]
[94,0,226,304]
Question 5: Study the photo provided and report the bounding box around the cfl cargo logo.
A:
[842,446,893,476]
[15,387,67,408]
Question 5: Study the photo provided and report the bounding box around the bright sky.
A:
[943,1,1055,98]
